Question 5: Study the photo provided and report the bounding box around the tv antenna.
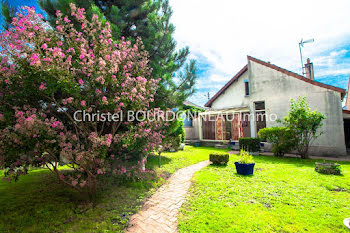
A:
[299,38,314,75]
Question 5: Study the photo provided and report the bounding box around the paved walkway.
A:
[126,160,211,233]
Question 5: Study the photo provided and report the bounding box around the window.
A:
[255,101,266,134]
[244,80,249,96]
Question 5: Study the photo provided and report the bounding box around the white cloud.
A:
[208,74,230,83]
[170,0,350,106]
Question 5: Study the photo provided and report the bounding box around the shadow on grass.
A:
[146,155,172,169]
[209,164,228,168]
[0,167,152,233]
[232,173,255,178]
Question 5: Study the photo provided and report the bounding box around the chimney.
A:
[305,58,314,80]
[346,75,350,110]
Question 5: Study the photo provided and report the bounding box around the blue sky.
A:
[170,0,350,106]
[3,0,350,107]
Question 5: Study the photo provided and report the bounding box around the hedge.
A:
[209,153,229,165]
[239,138,260,152]
[258,127,295,157]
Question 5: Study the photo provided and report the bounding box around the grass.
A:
[0,146,224,233]
[178,154,350,233]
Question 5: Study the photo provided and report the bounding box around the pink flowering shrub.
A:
[0,4,164,197]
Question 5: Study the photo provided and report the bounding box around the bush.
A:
[239,138,260,152]
[237,150,254,164]
[209,153,229,165]
[163,119,185,151]
[258,127,295,157]
[280,97,325,159]
[315,163,341,175]
[0,5,165,198]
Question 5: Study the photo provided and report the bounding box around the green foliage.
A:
[209,153,229,165]
[239,138,260,152]
[1,1,15,30]
[178,154,350,233]
[238,149,254,164]
[163,119,185,150]
[315,163,341,175]
[258,127,295,157]
[37,0,198,108]
[280,97,326,159]
[183,104,204,119]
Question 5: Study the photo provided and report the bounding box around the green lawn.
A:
[0,146,224,233]
[178,154,350,233]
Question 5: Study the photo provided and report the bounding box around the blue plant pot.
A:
[194,141,200,147]
[234,162,255,175]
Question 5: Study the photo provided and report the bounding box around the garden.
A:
[0,146,222,232]
[1,1,350,233]
[179,152,350,233]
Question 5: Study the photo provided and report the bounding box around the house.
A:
[196,55,348,156]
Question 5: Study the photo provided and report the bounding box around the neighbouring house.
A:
[195,55,348,156]
[183,101,204,142]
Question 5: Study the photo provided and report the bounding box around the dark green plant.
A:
[209,153,229,165]
[258,127,295,157]
[280,97,326,159]
[315,163,341,175]
[239,138,260,152]
[163,119,185,150]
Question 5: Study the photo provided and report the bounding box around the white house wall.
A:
[210,71,250,109]
[208,59,346,156]
[248,60,346,156]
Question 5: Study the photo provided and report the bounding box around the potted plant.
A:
[234,150,255,175]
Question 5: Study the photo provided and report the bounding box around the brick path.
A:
[126,160,211,233]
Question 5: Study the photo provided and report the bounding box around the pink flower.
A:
[29,53,40,66]
[79,54,85,60]
[78,79,84,85]
[41,43,48,49]
[72,179,78,187]
[102,96,108,105]
[80,180,86,187]
[80,100,86,106]
[119,102,124,107]
[64,16,71,23]
[67,97,73,103]
[39,82,47,90]
[57,41,63,46]
[95,89,101,95]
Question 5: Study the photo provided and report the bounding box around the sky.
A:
[2,0,350,107]
[169,0,350,106]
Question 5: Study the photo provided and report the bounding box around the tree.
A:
[36,0,198,109]
[0,4,165,198]
[280,97,326,159]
